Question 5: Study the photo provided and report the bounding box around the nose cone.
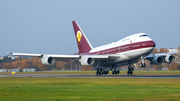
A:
[151,41,156,48]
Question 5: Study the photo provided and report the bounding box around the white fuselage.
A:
[86,33,155,66]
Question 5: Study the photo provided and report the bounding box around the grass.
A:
[0,77,180,101]
[1,70,180,75]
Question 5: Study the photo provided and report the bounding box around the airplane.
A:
[8,21,177,76]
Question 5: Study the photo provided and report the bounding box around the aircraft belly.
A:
[122,47,154,58]
[102,47,154,66]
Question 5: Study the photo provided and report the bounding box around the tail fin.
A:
[72,21,93,54]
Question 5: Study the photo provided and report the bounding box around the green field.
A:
[0,77,180,101]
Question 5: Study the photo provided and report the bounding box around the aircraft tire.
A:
[140,63,143,67]
[117,70,120,74]
[143,63,146,67]
[99,72,101,76]
[131,68,134,71]
[100,68,102,72]
[106,70,109,74]
[130,71,133,75]
[96,72,98,76]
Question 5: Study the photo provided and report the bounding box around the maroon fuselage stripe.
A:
[80,40,155,55]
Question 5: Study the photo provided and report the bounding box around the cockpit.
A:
[140,35,148,37]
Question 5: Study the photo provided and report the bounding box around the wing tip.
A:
[6,52,12,55]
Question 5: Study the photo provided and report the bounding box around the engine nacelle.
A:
[41,55,55,65]
[81,57,95,66]
[164,55,175,63]
[150,56,164,65]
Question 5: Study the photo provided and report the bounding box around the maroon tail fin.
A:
[72,21,93,54]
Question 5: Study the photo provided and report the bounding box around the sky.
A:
[0,0,180,56]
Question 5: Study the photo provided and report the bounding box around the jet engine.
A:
[150,56,164,65]
[81,57,95,66]
[41,55,55,65]
[164,55,175,63]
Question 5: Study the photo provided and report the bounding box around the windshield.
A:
[140,35,148,37]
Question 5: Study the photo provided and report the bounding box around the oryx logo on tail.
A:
[77,31,82,42]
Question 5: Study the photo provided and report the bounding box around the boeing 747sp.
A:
[8,21,177,76]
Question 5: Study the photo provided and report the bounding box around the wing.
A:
[7,52,42,57]
[146,51,177,59]
[145,51,177,64]
[7,52,122,66]
[7,52,80,63]
[77,54,124,66]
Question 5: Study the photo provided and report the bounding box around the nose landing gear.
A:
[140,63,146,67]
[140,56,146,68]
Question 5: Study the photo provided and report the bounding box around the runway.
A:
[0,74,180,78]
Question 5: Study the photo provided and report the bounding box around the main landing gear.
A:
[96,68,109,76]
[111,65,120,75]
[96,65,120,76]
[127,64,134,75]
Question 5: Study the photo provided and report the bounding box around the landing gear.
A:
[96,65,120,76]
[140,63,146,67]
[96,68,100,76]
[111,65,120,75]
[127,71,132,75]
[102,70,109,75]
[127,64,134,75]
[140,56,146,68]
[112,70,120,75]
[96,68,109,76]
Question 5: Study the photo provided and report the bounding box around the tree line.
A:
[0,47,180,71]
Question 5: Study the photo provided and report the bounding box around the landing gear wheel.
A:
[140,63,146,67]
[127,71,133,75]
[99,72,101,76]
[117,70,120,74]
[96,72,98,76]
[114,71,117,75]
[100,68,102,72]
[131,68,134,71]
[127,71,129,75]
[130,71,133,75]
[143,63,146,67]
[127,63,133,75]
[106,70,109,74]
[140,63,143,67]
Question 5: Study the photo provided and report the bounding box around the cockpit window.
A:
[140,35,148,37]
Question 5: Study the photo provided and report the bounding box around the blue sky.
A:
[0,0,180,56]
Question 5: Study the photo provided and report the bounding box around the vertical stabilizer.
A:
[72,21,93,54]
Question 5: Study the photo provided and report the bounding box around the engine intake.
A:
[87,57,95,65]
[165,55,175,63]
[150,56,164,65]
[81,57,95,66]
[41,55,55,65]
